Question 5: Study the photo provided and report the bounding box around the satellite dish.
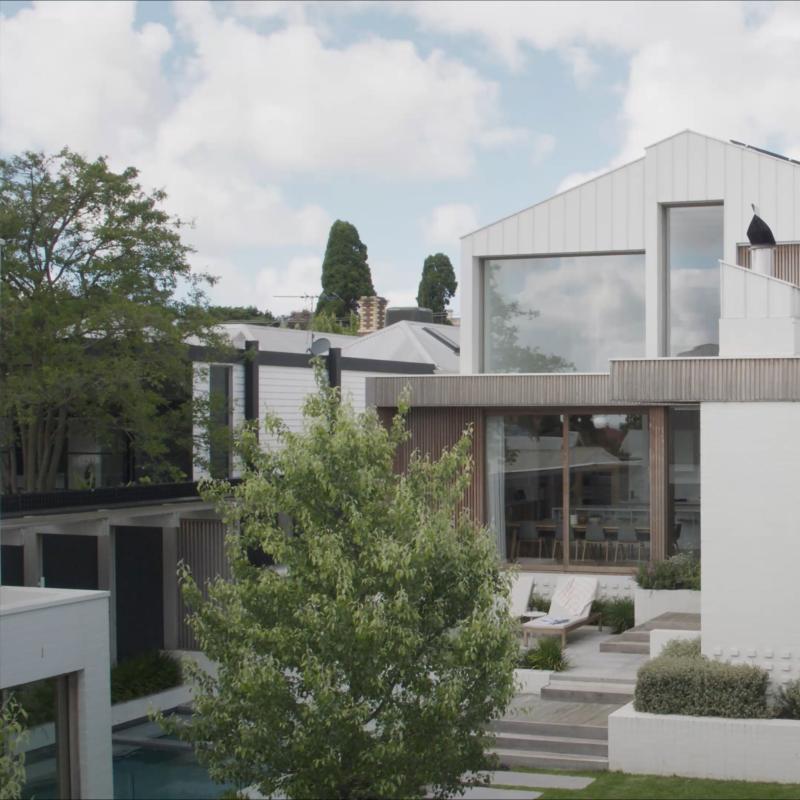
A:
[309,337,331,356]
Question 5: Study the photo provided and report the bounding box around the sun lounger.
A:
[521,575,600,647]
[508,572,537,621]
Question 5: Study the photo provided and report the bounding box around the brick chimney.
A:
[357,296,388,334]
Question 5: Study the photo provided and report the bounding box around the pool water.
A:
[114,746,231,800]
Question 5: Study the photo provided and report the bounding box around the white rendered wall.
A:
[701,402,800,685]
[460,131,800,371]
[0,587,113,799]
[609,703,800,783]
[520,571,636,602]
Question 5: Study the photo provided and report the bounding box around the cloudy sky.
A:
[2,1,799,316]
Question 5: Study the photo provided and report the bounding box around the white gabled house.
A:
[367,130,800,688]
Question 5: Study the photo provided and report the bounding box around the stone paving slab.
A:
[485,770,595,790]
[459,789,541,800]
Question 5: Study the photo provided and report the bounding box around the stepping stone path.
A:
[429,770,595,798]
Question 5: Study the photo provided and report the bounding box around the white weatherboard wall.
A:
[0,587,113,799]
[461,131,800,371]
[701,402,800,685]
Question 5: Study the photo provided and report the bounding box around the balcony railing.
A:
[720,259,800,320]
[1,481,205,516]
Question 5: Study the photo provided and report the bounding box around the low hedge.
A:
[636,553,701,590]
[776,678,800,720]
[635,644,770,718]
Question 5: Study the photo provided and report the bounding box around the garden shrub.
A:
[659,637,701,659]
[528,592,550,612]
[635,648,769,718]
[111,651,182,704]
[775,678,800,719]
[519,637,569,672]
[636,553,700,590]
[594,598,634,634]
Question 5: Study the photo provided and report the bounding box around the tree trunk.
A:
[45,407,68,491]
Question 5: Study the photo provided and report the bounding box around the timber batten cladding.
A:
[390,407,485,523]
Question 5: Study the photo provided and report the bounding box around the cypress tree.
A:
[417,253,457,315]
[317,220,374,317]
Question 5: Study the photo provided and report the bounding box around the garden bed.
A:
[634,588,700,626]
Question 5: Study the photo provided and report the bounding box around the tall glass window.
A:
[567,414,650,566]
[486,414,564,565]
[483,253,646,373]
[209,365,232,479]
[667,205,724,356]
[669,406,701,556]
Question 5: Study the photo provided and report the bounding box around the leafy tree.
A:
[164,370,518,799]
[417,253,457,316]
[0,697,27,800]
[0,149,223,493]
[316,220,374,317]
[210,306,275,324]
[309,310,359,335]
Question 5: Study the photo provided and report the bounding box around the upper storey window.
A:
[482,254,645,373]
[666,204,724,357]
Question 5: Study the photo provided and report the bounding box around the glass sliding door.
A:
[567,413,650,565]
[666,204,724,357]
[669,406,701,556]
[486,414,564,565]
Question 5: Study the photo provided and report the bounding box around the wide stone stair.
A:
[488,673,639,771]
[599,612,701,655]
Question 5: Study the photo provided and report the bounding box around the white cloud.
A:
[0,1,171,156]
[254,255,324,316]
[422,203,479,247]
[400,1,800,167]
[164,2,515,180]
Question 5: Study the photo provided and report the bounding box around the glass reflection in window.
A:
[483,253,645,373]
[667,205,724,357]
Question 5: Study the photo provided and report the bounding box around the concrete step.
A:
[547,673,637,685]
[492,731,607,757]
[480,771,595,791]
[490,718,608,741]
[490,747,608,772]
[540,680,634,704]
[598,639,650,654]
[458,789,541,800]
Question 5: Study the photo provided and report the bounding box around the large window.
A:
[487,411,650,567]
[209,365,232,479]
[483,253,646,373]
[666,204,724,356]
[668,406,700,556]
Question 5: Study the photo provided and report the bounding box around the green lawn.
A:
[495,770,800,799]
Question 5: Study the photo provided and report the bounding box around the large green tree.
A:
[316,220,374,317]
[417,252,457,316]
[0,149,222,493]
[166,372,518,799]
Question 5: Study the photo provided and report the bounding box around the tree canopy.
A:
[417,252,457,316]
[0,149,222,493]
[166,372,518,799]
[209,305,275,324]
[316,220,374,317]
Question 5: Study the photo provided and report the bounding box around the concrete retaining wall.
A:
[609,702,800,783]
